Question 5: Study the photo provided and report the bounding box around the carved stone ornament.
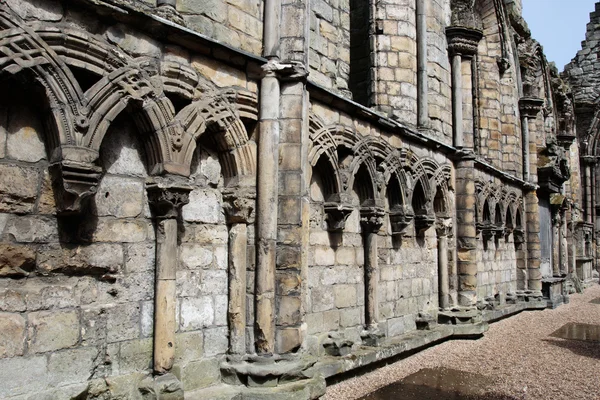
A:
[324,202,354,232]
[539,138,571,193]
[154,0,186,26]
[360,207,386,233]
[519,97,545,118]
[446,26,483,57]
[389,205,415,236]
[50,160,102,215]
[223,187,256,224]
[146,181,192,219]
[435,218,453,237]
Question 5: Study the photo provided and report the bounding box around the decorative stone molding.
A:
[154,0,185,26]
[146,180,192,219]
[50,160,102,215]
[518,97,545,118]
[446,26,483,57]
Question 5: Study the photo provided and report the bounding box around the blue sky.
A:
[522,0,597,71]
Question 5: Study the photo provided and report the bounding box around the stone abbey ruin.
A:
[1,0,600,398]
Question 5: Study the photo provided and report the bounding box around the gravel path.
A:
[324,284,600,400]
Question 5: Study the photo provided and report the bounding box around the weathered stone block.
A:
[0,243,36,277]
[37,243,123,277]
[0,312,25,358]
[48,347,97,387]
[204,326,228,356]
[175,331,204,364]
[107,303,141,343]
[180,296,214,331]
[119,338,153,374]
[333,285,357,308]
[182,358,220,391]
[80,218,150,243]
[125,242,155,274]
[28,310,79,353]
[94,176,144,218]
[0,355,47,397]
[180,244,213,269]
[5,0,63,21]
[5,215,58,243]
[200,270,227,295]
[182,189,224,224]
[105,25,162,58]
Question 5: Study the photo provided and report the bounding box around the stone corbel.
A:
[50,160,102,215]
[389,205,415,236]
[414,208,436,235]
[513,228,525,244]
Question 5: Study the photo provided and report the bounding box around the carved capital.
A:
[50,160,102,215]
[519,97,544,119]
[435,218,453,237]
[360,207,385,233]
[223,187,256,224]
[324,202,354,232]
[146,180,191,219]
[446,26,483,57]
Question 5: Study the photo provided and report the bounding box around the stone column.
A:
[519,98,544,181]
[514,226,528,291]
[255,64,280,355]
[223,188,255,356]
[416,0,428,128]
[552,211,561,277]
[436,219,452,310]
[360,208,385,342]
[454,153,478,308]
[147,181,191,374]
[446,27,482,149]
[560,208,569,276]
[525,189,542,297]
[584,157,594,224]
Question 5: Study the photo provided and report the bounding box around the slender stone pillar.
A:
[436,220,451,310]
[360,208,385,332]
[255,66,280,355]
[514,228,528,291]
[416,0,428,128]
[584,159,594,224]
[455,153,478,308]
[525,190,542,296]
[560,209,569,276]
[518,98,544,181]
[224,188,255,355]
[552,211,561,277]
[147,181,191,374]
[446,27,482,149]
[521,116,530,181]
[451,54,463,148]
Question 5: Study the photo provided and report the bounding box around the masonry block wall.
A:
[0,0,588,398]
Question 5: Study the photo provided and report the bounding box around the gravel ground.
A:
[324,284,600,400]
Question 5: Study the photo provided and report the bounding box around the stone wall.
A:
[179,0,263,56]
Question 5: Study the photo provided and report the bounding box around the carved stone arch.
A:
[347,137,379,204]
[430,165,452,218]
[173,91,253,178]
[308,126,343,198]
[0,9,88,158]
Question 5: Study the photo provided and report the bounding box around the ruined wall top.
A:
[564,2,600,107]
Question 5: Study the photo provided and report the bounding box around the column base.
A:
[186,377,326,400]
[542,277,569,309]
[220,354,319,388]
[360,326,385,347]
[139,372,184,400]
[438,309,488,338]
